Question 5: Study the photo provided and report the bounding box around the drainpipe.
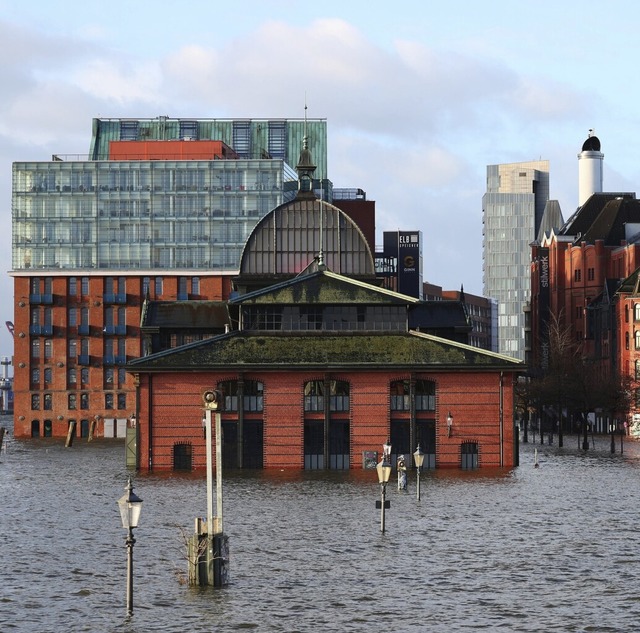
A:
[499,372,504,466]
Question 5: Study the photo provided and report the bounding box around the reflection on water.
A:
[1,414,640,632]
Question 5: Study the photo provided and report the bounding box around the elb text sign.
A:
[398,232,420,297]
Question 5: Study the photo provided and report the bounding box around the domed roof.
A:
[582,132,601,152]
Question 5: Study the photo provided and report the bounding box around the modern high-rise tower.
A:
[482,160,550,361]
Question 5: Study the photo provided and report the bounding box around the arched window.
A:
[635,330,640,351]
[415,380,436,411]
[304,380,324,412]
[390,380,409,411]
[329,380,350,412]
[635,303,640,322]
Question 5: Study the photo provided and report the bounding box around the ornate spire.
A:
[295,102,317,199]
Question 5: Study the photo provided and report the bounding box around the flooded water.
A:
[1,413,640,632]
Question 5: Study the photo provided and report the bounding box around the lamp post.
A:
[117,476,143,617]
[413,444,425,500]
[376,441,392,533]
[447,412,453,437]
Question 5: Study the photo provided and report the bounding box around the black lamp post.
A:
[413,444,425,500]
[117,476,143,617]
[376,441,392,532]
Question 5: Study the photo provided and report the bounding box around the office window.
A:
[192,277,200,295]
[31,368,40,387]
[68,367,77,385]
[43,393,52,410]
[69,277,77,296]
[81,368,89,385]
[120,120,139,140]
[155,276,163,296]
[31,394,40,410]
[81,277,89,295]
[68,393,77,410]
[31,338,40,359]
[44,367,52,385]
[118,368,126,387]
[105,367,114,386]
[68,338,77,357]
[44,339,52,360]
[142,276,150,296]
[105,393,114,410]
[179,120,199,140]
[68,307,77,327]
[80,392,89,409]
[117,393,127,410]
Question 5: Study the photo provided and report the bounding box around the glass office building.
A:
[482,160,549,361]
[12,158,297,271]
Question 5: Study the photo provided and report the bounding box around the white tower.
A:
[578,129,603,206]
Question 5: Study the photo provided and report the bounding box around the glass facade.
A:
[482,161,549,361]
[12,159,297,271]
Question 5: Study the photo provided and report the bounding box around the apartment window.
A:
[68,393,77,410]
[574,269,582,282]
[155,276,163,296]
[81,368,89,385]
[81,277,89,295]
[68,307,77,327]
[31,394,40,410]
[69,277,78,297]
[44,367,52,385]
[142,276,150,296]
[635,331,640,351]
[31,277,40,294]
[105,393,114,410]
[43,393,52,410]
[80,392,89,409]
[68,367,77,385]
[118,368,126,387]
[635,303,640,321]
[31,308,40,326]
[117,393,127,410]
[68,338,77,358]
[31,338,40,359]
[105,367,114,385]
[31,368,40,387]
[44,339,52,360]
[192,277,200,295]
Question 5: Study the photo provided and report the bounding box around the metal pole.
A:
[380,483,386,533]
[126,527,135,616]
[205,410,214,537]
[215,411,223,535]
[416,468,421,501]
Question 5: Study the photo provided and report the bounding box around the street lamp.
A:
[117,476,143,617]
[376,442,392,533]
[413,444,425,500]
[447,412,453,437]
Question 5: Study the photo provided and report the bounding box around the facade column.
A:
[237,377,245,468]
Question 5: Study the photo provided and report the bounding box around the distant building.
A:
[483,160,553,361]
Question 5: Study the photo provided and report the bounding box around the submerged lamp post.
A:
[376,440,392,533]
[413,444,425,500]
[117,476,143,617]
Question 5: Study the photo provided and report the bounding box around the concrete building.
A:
[482,160,551,361]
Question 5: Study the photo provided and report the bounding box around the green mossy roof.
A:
[127,330,523,373]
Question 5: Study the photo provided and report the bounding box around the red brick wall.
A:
[136,369,518,471]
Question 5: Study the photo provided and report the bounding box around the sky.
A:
[2,0,640,360]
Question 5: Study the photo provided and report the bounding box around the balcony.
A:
[29,293,53,304]
[29,324,53,336]
[103,293,127,304]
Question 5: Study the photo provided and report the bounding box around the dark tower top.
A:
[582,131,601,152]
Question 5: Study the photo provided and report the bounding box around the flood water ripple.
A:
[1,414,640,632]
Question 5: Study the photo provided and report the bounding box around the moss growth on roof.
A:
[128,331,522,372]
